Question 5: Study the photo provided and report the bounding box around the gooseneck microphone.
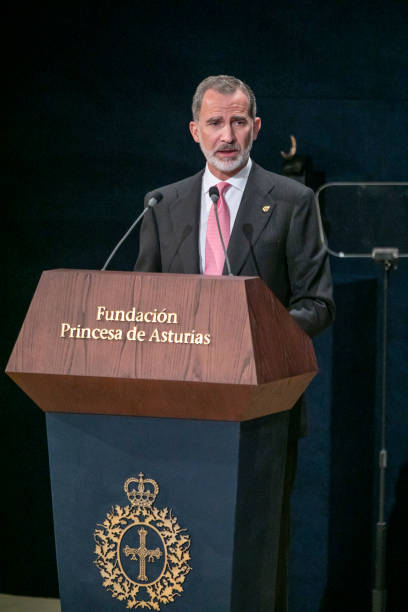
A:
[209,185,233,276]
[101,191,163,270]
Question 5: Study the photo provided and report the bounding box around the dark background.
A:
[2,1,407,610]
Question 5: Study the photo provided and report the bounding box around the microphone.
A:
[208,185,233,276]
[101,191,163,271]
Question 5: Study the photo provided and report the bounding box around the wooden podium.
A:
[6,269,317,612]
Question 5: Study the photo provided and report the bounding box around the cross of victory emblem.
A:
[123,527,162,581]
[94,473,191,609]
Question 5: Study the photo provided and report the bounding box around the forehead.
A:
[199,88,251,119]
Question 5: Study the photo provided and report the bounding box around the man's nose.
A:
[220,124,235,142]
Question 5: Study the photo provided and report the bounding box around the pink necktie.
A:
[205,181,231,275]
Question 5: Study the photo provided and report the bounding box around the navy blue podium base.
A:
[46,411,289,612]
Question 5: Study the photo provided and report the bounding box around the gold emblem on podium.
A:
[94,473,191,609]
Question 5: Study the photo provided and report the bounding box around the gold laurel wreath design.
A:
[94,504,191,610]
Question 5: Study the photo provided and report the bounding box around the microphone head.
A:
[209,185,219,203]
[147,190,164,208]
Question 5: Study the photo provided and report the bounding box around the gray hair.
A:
[192,75,257,121]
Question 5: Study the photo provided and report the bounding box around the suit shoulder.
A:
[145,170,204,202]
[253,163,314,201]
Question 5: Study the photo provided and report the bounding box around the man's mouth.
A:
[216,148,239,157]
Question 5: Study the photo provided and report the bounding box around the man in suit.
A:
[135,75,334,610]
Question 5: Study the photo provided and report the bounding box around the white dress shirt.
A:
[199,158,252,273]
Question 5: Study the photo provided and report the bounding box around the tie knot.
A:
[217,181,231,197]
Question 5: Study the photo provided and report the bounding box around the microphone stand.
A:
[101,194,162,271]
[209,186,233,276]
[372,247,398,612]
[213,202,233,276]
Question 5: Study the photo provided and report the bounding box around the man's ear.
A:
[189,121,200,143]
[253,117,261,141]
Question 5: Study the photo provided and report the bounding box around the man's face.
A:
[189,88,261,179]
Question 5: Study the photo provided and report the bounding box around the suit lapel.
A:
[167,170,203,273]
[226,163,277,275]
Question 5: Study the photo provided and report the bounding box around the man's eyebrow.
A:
[205,116,222,124]
[205,114,248,124]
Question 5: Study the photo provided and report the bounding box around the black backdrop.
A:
[2,1,407,610]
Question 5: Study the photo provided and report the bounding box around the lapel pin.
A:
[262,205,271,213]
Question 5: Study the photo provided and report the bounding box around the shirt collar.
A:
[203,157,252,194]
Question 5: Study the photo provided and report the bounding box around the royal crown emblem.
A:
[94,473,191,609]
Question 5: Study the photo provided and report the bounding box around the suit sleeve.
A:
[286,187,335,337]
[134,193,162,272]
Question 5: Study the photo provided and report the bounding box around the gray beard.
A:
[199,137,253,174]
